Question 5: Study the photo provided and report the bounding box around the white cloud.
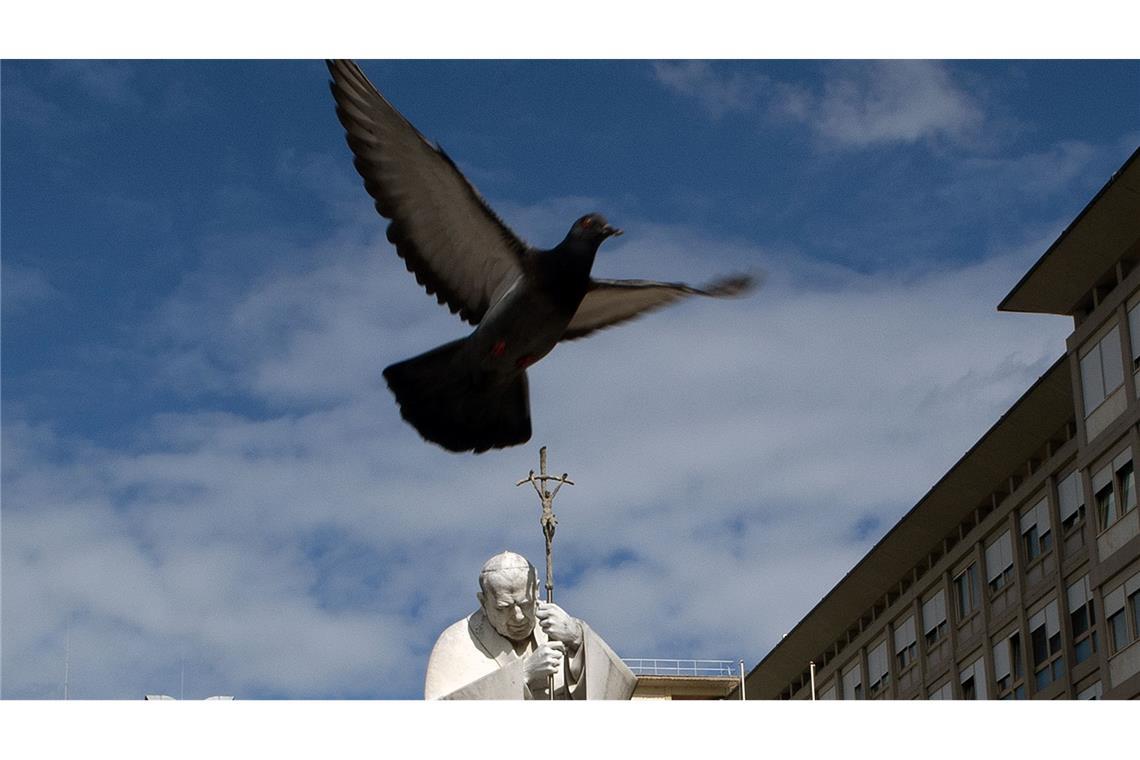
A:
[946,140,1101,201]
[652,61,766,119]
[50,60,142,109]
[0,203,1070,697]
[0,81,67,130]
[655,60,984,149]
[1,261,60,316]
[788,60,983,148]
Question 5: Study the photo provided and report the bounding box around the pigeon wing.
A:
[327,59,528,325]
[560,275,756,342]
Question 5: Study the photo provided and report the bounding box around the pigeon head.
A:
[568,214,623,246]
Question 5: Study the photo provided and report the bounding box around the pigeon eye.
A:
[582,218,593,229]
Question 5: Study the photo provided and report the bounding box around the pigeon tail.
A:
[382,338,532,453]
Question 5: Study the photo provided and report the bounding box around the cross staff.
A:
[515,446,573,604]
[516,446,573,700]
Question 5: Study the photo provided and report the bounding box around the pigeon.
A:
[327,60,756,453]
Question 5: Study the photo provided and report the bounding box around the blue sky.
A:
[3,59,1139,699]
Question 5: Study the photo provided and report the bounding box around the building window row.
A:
[777,266,1140,701]
[818,571,1108,700]
[798,420,1081,697]
[801,448,1131,700]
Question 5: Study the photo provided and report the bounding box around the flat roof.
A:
[743,354,1073,698]
[999,146,1140,315]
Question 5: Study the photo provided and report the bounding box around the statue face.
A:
[479,569,537,643]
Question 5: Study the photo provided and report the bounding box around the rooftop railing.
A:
[622,658,739,677]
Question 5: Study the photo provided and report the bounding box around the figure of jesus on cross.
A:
[516,445,574,606]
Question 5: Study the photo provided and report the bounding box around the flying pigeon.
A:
[327,60,756,453]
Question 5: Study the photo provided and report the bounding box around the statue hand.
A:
[523,641,565,688]
[535,601,583,654]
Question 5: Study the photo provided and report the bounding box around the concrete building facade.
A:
[742,146,1140,700]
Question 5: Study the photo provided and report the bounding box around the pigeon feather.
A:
[327,59,528,324]
[560,275,756,342]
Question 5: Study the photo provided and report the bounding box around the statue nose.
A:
[512,606,525,621]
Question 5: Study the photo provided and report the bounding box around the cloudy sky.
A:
[3,58,1139,700]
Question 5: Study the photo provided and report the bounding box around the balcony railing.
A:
[622,658,738,677]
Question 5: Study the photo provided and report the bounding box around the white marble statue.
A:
[424,551,636,700]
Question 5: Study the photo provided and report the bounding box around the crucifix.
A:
[515,445,574,605]
[516,446,573,700]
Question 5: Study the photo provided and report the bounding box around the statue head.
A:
[477,551,539,643]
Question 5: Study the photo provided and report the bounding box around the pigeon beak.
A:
[602,224,623,238]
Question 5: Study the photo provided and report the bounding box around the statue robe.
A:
[423,609,636,700]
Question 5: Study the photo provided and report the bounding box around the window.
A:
[1104,571,1140,654]
[1095,480,1116,528]
[894,616,917,672]
[954,562,981,620]
[1128,301,1140,371]
[985,531,1014,593]
[1029,601,1065,690]
[1067,575,1098,665]
[841,660,862,700]
[993,631,1025,699]
[1094,468,1116,528]
[1020,498,1052,564]
[927,682,952,700]
[1079,325,1124,414]
[1057,471,1086,535]
[922,590,947,649]
[1123,461,1135,516]
[1077,681,1102,700]
[1094,451,1136,531]
[959,658,986,700]
[867,641,889,697]
[1107,605,1127,652]
[819,681,836,700]
[1133,588,1140,639]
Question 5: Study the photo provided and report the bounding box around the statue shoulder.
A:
[424,611,501,700]
[432,612,476,648]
